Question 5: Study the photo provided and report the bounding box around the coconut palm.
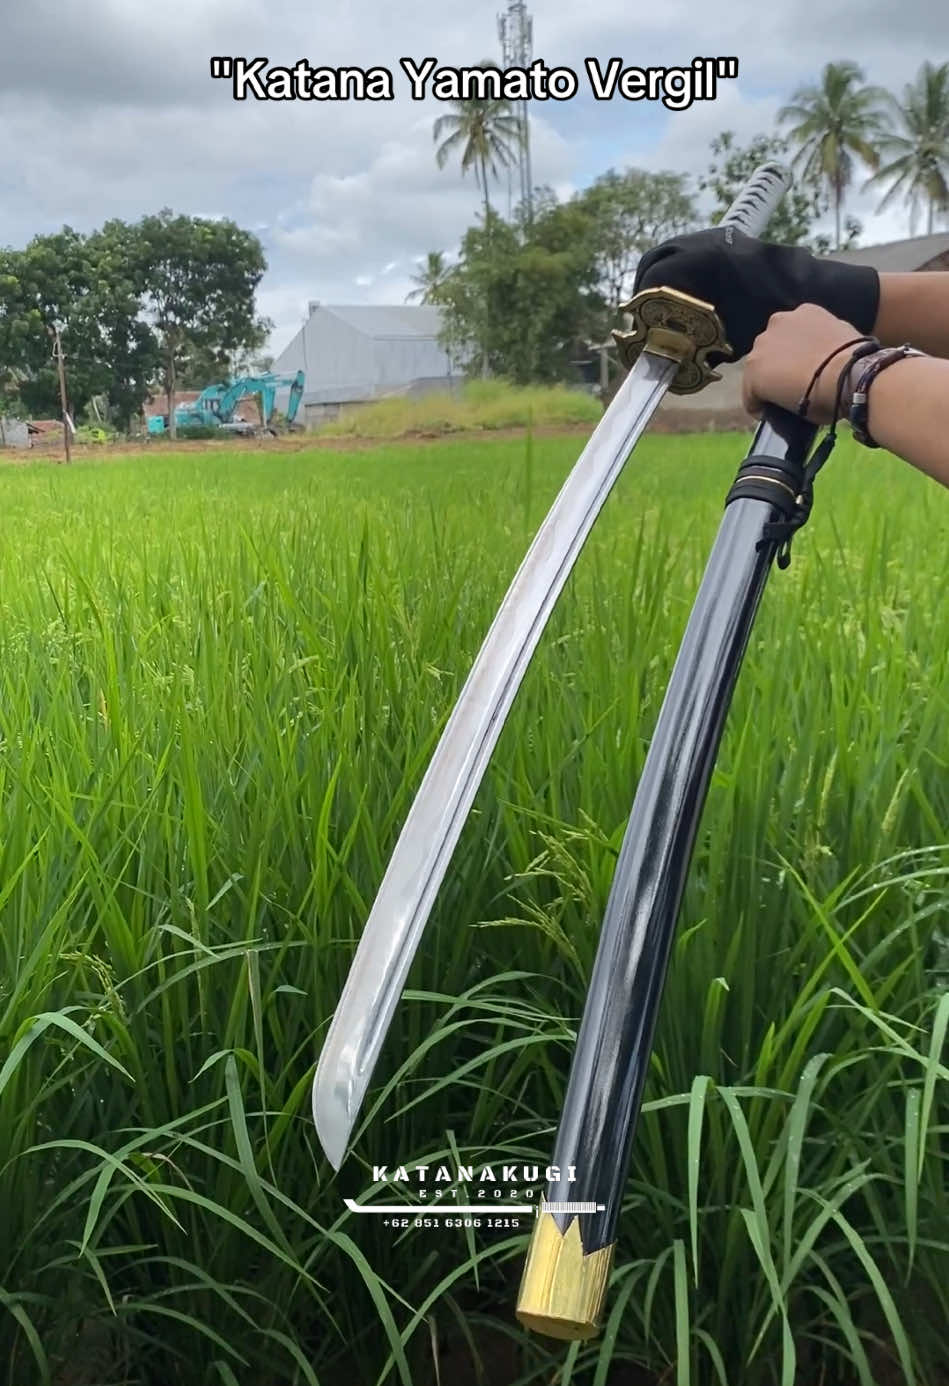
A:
[405,251,450,304]
[779,61,891,249]
[432,63,522,225]
[863,61,949,234]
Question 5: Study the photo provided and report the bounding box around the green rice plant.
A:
[0,434,945,1385]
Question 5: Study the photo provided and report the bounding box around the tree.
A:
[173,329,274,389]
[813,216,862,255]
[0,213,270,431]
[432,63,522,225]
[576,168,696,315]
[405,251,451,304]
[700,131,826,246]
[863,61,949,234]
[85,219,162,426]
[436,192,603,383]
[133,210,268,437]
[0,227,157,426]
[779,61,891,249]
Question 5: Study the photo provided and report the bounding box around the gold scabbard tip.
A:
[515,1209,614,1341]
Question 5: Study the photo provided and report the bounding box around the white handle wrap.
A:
[719,162,791,237]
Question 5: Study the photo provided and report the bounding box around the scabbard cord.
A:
[725,336,881,569]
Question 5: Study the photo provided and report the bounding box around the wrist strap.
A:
[848,344,926,447]
[754,338,878,570]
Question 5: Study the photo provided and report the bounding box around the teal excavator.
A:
[147,370,305,436]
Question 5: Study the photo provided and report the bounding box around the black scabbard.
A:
[516,406,818,1340]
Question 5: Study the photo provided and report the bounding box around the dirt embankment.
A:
[1,410,754,466]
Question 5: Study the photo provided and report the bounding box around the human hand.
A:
[742,304,865,423]
[633,229,879,363]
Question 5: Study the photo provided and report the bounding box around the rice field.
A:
[0,432,946,1386]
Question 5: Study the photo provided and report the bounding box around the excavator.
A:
[146,370,305,436]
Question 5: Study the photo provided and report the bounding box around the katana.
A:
[311,162,792,1176]
[515,398,819,1338]
[513,267,839,1334]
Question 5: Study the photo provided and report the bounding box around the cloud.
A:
[2,0,945,350]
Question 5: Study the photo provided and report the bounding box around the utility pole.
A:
[498,0,533,225]
[50,322,72,464]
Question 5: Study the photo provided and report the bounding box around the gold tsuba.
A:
[612,286,733,395]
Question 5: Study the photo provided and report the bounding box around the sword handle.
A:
[614,162,792,395]
[719,160,791,236]
[718,161,812,443]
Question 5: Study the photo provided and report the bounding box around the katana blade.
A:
[312,162,791,1171]
[313,350,676,1169]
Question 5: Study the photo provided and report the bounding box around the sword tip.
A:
[311,1069,352,1171]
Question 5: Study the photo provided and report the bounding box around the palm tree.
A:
[863,61,949,234]
[779,61,891,249]
[405,251,450,304]
[432,63,522,226]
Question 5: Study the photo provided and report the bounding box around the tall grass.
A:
[0,435,946,1386]
[318,379,601,438]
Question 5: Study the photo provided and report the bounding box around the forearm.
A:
[875,273,949,357]
[862,355,949,486]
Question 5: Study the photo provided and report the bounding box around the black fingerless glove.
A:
[632,227,881,362]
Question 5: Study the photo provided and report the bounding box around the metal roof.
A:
[319,304,444,339]
[827,231,949,273]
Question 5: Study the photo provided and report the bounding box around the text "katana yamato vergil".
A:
[208,56,740,111]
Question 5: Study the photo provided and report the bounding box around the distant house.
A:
[143,390,202,422]
[656,230,949,426]
[829,231,949,274]
[271,302,457,425]
[26,419,63,444]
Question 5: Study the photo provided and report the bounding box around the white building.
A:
[272,302,457,425]
[0,417,30,448]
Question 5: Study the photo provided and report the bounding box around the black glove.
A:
[632,227,880,362]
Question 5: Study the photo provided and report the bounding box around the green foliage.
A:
[432,62,522,222]
[178,423,222,440]
[436,197,605,382]
[320,378,601,437]
[0,213,268,430]
[0,225,158,426]
[435,171,696,381]
[863,61,949,235]
[405,251,452,305]
[779,61,891,249]
[134,209,269,438]
[73,424,117,445]
[575,167,697,310]
[0,436,945,1385]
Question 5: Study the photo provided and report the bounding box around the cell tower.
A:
[497,0,533,223]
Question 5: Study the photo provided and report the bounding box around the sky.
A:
[1,0,945,356]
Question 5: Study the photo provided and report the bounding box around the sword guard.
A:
[612,287,733,395]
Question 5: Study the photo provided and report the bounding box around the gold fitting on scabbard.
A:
[515,1207,615,1341]
[612,286,733,396]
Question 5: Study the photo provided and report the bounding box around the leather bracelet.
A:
[795,335,878,419]
[848,344,926,447]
